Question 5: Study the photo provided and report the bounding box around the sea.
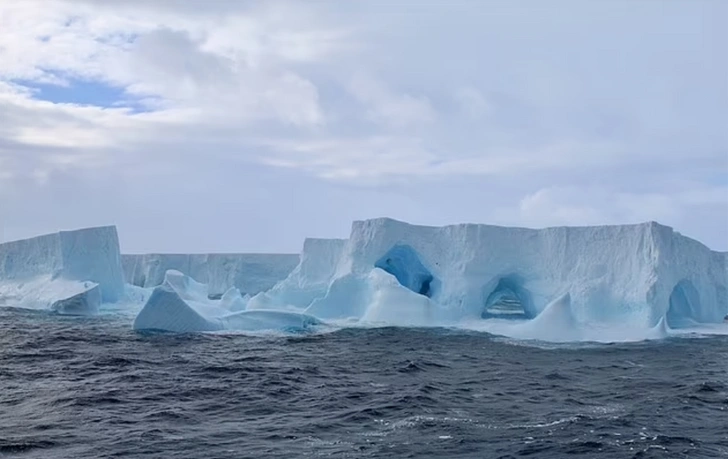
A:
[1,307,727,459]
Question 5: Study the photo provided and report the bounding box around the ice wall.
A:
[331,218,727,327]
[0,226,125,313]
[247,238,348,310]
[0,226,125,303]
[122,253,299,297]
[259,218,725,329]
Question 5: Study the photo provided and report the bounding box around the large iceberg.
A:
[122,253,299,297]
[250,218,727,333]
[133,270,321,333]
[0,226,125,314]
[4,218,725,340]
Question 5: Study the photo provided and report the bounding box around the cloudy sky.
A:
[0,0,726,252]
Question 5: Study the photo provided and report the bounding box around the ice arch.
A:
[374,245,434,298]
[481,276,535,319]
[666,279,701,328]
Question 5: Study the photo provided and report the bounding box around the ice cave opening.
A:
[481,276,535,320]
[374,245,435,298]
[666,279,701,328]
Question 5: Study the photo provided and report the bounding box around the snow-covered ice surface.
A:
[122,253,299,297]
[0,227,125,315]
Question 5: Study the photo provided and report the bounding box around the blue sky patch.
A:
[17,76,152,113]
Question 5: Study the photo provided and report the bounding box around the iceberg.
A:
[0,226,125,314]
[122,253,299,297]
[256,218,727,335]
[4,218,725,341]
[0,276,102,315]
[306,268,436,326]
[246,238,348,311]
[132,270,321,333]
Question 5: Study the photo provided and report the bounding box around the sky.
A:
[0,0,726,253]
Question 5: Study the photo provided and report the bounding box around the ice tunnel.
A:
[374,245,435,297]
[481,276,535,319]
[666,279,701,328]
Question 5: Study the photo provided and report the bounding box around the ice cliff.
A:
[3,218,725,339]
[250,219,727,331]
[0,227,125,314]
[122,253,299,297]
[247,238,348,311]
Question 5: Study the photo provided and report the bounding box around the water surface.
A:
[1,308,726,458]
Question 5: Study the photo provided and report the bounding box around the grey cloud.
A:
[0,0,725,250]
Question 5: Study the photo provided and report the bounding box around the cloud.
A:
[0,0,725,250]
[496,186,728,238]
[0,0,338,127]
[454,87,491,119]
[118,28,326,126]
[348,74,436,129]
[258,136,437,183]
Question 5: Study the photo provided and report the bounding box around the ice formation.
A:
[0,227,125,314]
[3,218,725,341]
[247,238,348,311]
[132,270,321,333]
[122,253,299,297]
[248,218,728,334]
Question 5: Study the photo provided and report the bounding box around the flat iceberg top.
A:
[354,218,682,236]
[354,218,724,256]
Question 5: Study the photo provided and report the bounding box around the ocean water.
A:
[1,308,727,459]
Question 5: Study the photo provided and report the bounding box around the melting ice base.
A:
[0,276,102,315]
[129,269,728,344]
[132,271,322,334]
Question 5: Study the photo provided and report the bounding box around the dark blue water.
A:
[1,308,727,459]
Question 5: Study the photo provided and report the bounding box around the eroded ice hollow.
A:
[248,218,727,331]
[0,227,125,315]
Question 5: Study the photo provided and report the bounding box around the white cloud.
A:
[0,0,338,129]
[258,136,437,183]
[497,186,728,236]
[348,74,437,129]
[0,0,725,250]
[454,87,491,118]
